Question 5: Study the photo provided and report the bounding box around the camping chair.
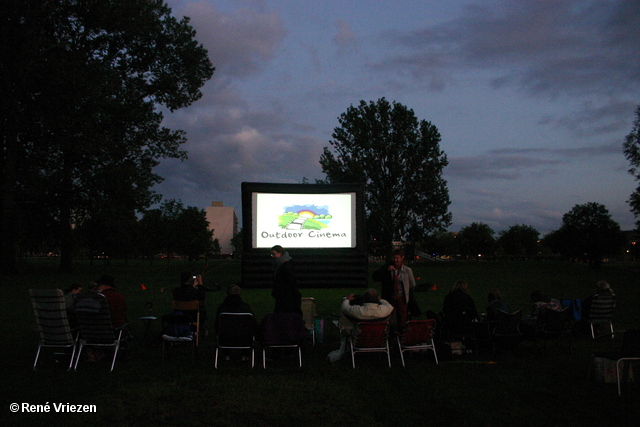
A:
[444,309,477,356]
[397,319,438,367]
[172,300,202,345]
[349,321,391,368]
[592,329,640,395]
[301,297,317,345]
[493,309,523,354]
[215,312,256,368]
[161,311,198,363]
[73,292,128,371]
[538,307,572,353]
[29,289,79,371]
[588,294,615,339]
[472,321,496,357]
[258,313,308,368]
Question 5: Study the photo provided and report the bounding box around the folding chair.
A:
[592,329,640,395]
[215,312,256,368]
[397,319,438,367]
[29,289,78,371]
[493,309,523,354]
[301,297,317,345]
[74,293,128,371]
[538,307,571,353]
[161,311,198,363]
[258,313,308,368]
[349,321,391,368]
[588,294,615,339]
[172,300,201,345]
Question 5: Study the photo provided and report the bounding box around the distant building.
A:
[205,201,238,256]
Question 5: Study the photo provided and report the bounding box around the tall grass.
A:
[2,258,639,426]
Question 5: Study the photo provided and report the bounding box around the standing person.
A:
[372,248,417,327]
[95,275,128,328]
[270,245,302,315]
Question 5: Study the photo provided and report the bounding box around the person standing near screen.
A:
[270,245,302,315]
[372,248,417,328]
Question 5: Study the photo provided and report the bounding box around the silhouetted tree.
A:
[458,222,495,260]
[543,202,625,268]
[319,98,451,256]
[623,104,640,230]
[497,224,540,258]
[0,0,214,273]
[139,200,213,261]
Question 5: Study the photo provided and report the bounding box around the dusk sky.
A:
[156,0,640,235]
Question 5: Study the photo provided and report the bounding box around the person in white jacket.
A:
[341,289,394,326]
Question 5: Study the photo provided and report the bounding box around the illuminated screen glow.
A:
[252,192,356,248]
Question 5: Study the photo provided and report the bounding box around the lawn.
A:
[1,258,639,426]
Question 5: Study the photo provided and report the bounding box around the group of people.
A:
[65,274,128,330]
[64,244,616,364]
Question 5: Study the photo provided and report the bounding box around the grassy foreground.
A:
[1,258,639,426]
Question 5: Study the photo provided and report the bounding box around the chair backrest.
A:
[445,308,475,335]
[301,297,316,330]
[399,320,435,346]
[29,289,75,345]
[539,307,570,334]
[172,300,200,312]
[494,309,522,336]
[352,322,390,349]
[259,313,308,345]
[588,294,616,321]
[218,312,255,346]
[75,292,117,343]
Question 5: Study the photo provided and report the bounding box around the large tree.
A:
[543,202,625,268]
[623,104,640,229]
[319,98,451,256]
[138,200,213,261]
[497,224,540,258]
[0,0,214,273]
[458,222,496,260]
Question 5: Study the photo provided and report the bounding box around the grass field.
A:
[2,258,639,426]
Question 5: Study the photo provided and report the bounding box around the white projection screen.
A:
[252,191,357,249]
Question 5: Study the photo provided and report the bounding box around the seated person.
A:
[340,289,394,332]
[441,280,480,337]
[485,289,510,321]
[95,275,128,329]
[521,290,562,338]
[173,272,214,324]
[581,280,615,320]
[527,290,562,323]
[214,285,256,332]
[579,280,615,334]
[65,283,83,327]
[215,285,256,361]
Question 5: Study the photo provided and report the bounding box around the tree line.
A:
[424,201,633,267]
[25,199,220,263]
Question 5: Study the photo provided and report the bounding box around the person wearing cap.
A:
[95,274,128,328]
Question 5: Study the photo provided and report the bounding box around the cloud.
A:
[171,1,287,78]
[539,98,637,136]
[333,20,359,56]
[446,139,624,181]
[378,0,640,98]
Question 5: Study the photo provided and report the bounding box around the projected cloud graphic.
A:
[279,204,333,230]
